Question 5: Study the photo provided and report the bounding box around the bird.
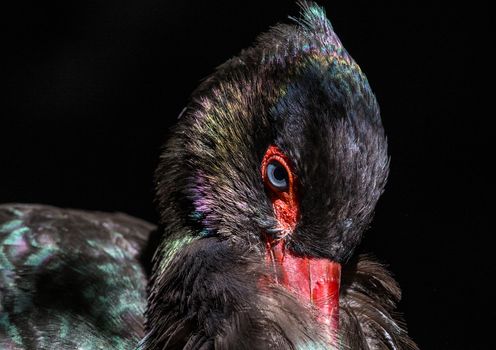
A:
[1,2,418,349]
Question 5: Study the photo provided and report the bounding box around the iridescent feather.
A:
[0,204,154,349]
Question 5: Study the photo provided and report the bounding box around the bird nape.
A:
[1,2,418,350]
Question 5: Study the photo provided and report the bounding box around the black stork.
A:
[1,2,418,349]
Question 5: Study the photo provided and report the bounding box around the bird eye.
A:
[261,145,294,195]
[261,145,299,231]
[266,161,289,191]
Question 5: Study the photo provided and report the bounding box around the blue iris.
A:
[267,161,289,191]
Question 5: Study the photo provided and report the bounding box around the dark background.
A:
[3,1,492,349]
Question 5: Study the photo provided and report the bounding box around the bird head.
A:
[153,1,388,344]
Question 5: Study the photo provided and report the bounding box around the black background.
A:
[3,1,492,349]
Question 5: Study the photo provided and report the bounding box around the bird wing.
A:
[0,204,155,350]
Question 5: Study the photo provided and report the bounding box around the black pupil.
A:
[273,164,286,181]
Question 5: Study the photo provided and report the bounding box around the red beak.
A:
[265,237,341,342]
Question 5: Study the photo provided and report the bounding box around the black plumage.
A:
[1,2,418,349]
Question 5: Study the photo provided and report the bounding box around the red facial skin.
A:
[261,145,341,341]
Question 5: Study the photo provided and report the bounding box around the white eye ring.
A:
[266,161,289,191]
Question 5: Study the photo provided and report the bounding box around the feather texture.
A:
[340,255,419,349]
[0,204,154,349]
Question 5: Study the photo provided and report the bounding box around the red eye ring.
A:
[261,146,294,193]
[261,145,299,232]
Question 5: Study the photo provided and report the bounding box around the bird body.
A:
[1,3,418,349]
[0,204,152,349]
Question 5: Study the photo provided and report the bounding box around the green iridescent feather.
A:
[0,204,154,349]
